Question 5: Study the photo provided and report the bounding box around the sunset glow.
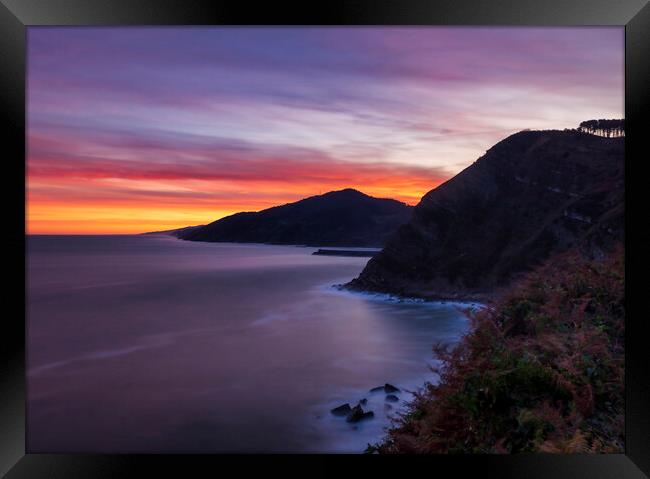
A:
[27,27,624,234]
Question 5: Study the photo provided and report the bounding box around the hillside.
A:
[375,246,624,453]
[142,225,204,237]
[178,189,413,247]
[347,129,624,299]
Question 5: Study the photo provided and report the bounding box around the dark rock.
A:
[358,398,368,406]
[386,394,399,402]
[330,403,352,416]
[370,386,385,393]
[346,405,374,423]
[346,405,364,422]
[384,383,400,393]
[346,129,624,299]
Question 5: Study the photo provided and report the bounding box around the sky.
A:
[27,27,624,234]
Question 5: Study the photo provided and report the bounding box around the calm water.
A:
[27,235,472,453]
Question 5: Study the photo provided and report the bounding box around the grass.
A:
[374,245,624,454]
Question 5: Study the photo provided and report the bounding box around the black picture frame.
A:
[1,0,648,476]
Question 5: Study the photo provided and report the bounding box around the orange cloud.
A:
[27,158,449,234]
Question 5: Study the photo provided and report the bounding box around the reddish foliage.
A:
[377,245,624,453]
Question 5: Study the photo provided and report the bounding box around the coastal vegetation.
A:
[374,246,624,453]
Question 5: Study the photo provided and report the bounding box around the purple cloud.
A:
[26,27,624,232]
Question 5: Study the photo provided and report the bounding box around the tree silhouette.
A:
[579,119,625,137]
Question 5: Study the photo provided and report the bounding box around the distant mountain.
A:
[177,189,413,247]
[347,129,624,299]
[142,225,205,237]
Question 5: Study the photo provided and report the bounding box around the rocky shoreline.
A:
[312,249,378,258]
[334,282,490,306]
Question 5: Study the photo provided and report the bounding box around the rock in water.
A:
[384,383,400,393]
[346,405,364,422]
[330,403,352,416]
[370,386,385,393]
[358,398,368,406]
[386,394,399,402]
[346,405,374,423]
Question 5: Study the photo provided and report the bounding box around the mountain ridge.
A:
[176,188,413,247]
[346,129,624,300]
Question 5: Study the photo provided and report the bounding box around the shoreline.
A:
[335,283,489,309]
[313,281,476,452]
[312,248,379,258]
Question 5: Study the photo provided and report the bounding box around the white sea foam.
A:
[319,281,485,311]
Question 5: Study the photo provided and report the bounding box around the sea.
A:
[26,234,474,453]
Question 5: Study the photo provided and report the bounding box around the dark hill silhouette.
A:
[177,188,413,247]
[142,225,204,237]
[347,129,624,299]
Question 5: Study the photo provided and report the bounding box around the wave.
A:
[320,282,485,311]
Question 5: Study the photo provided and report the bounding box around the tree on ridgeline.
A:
[579,119,625,137]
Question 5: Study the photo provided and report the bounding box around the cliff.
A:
[347,129,624,299]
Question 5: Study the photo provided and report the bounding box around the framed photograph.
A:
[2,0,649,476]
